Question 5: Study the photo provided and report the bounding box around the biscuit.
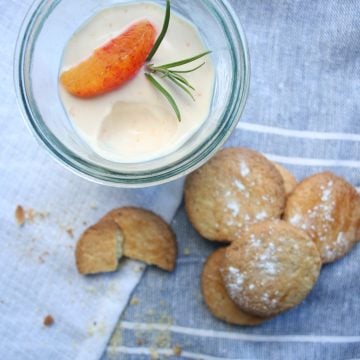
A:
[222,220,321,317]
[104,207,177,271]
[201,248,266,325]
[274,163,297,196]
[75,219,123,275]
[185,148,286,242]
[284,172,360,264]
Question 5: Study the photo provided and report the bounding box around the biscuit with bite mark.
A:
[202,248,267,325]
[185,147,286,242]
[221,220,321,317]
[75,219,123,275]
[104,207,177,271]
[284,172,360,264]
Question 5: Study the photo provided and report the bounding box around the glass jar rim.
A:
[14,0,250,188]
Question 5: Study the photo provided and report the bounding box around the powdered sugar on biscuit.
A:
[323,232,351,261]
[257,242,278,275]
[226,266,245,298]
[227,201,240,217]
[290,181,336,248]
[233,179,250,198]
[256,211,268,221]
[234,179,246,191]
[321,181,333,202]
[250,234,262,248]
[240,161,250,177]
[289,214,302,225]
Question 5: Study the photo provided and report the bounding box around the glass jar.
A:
[14,0,250,187]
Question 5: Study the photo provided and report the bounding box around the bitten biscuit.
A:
[274,163,297,197]
[104,207,177,271]
[75,219,123,275]
[222,220,321,318]
[201,248,266,326]
[284,172,360,264]
[185,148,286,242]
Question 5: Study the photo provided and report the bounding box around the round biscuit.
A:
[201,248,267,326]
[222,220,321,317]
[274,163,297,197]
[284,172,360,263]
[103,207,177,271]
[185,147,286,242]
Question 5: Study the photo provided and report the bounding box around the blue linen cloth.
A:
[103,0,360,359]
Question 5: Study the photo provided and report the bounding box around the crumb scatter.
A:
[130,297,139,306]
[66,228,74,237]
[15,205,25,226]
[173,345,182,356]
[43,315,54,327]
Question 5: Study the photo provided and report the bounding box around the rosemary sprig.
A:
[145,73,181,121]
[146,0,171,62]
[153,51,211,69]
[144,0,211,121]
[147,51,210,103]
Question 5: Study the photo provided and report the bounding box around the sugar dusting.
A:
[250,234,262,248]
[260,292,277,308]
[323,232,350,261]
[257,242,278,275]
[240,161,250,177]
[226,266,245,298]
[321,181,333,201]
[227,201,240,217]
[233,178,250,198]
[290,179,336,250]
[234,179,246,191]
[289,214,302,225]
[256,211,268,221]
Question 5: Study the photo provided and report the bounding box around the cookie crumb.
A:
[20,208,49,224]
[150,349,159,360]
[38,211,50,219]
[38,251,50,264]
[133,265,145,273]
[130,297,139,306]
[66,228,74,237]
[183,248,190,256]
[136,338,144,346]
[90,203,98,210]
[15,205,25,226]
[43,315,54,327]
[173,345,182,356]
[27,208,35,223]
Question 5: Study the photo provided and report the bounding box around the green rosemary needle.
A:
[145,73,181,121]
[144,0,211,122]
[146,0,171,62]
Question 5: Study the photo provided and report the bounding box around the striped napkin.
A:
[103,0,360,359]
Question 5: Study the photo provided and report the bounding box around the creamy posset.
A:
[59,3,214,163]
